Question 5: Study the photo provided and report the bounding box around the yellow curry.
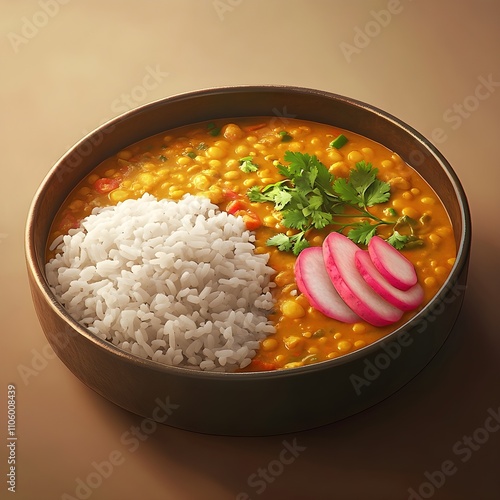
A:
[48,117,456,371]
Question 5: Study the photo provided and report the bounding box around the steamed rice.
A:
[45,194,276,371]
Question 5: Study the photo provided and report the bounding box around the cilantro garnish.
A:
[207,122,221,137]
[239,156,259,173]
[333,161,391,208]
[386,230,409,250]
[279,131,293,142]
[247,151,418,254]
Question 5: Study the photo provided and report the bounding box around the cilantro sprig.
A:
[239,156,259,173]
[247,151,414,254]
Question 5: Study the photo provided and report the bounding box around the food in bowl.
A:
[45,117,456,372]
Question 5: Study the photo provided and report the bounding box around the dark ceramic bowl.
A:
[25,86,471,436]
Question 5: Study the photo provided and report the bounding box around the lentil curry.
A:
[47,118,456,371]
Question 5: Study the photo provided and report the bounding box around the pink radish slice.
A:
[322,233,403,327]
[355,249,424,311]
[368,236,417,291]
[295,246,360,323]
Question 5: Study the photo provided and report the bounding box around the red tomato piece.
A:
[226,200,246,214]
[248,359,277,371]
[245,123,267,132]
[241,211,262,231]
[94,177,119,194]
[223,188,240,200]
[58,213,80,232]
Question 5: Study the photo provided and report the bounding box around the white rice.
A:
[46,194,276,371]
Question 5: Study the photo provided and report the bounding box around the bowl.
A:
[25,86,471,436]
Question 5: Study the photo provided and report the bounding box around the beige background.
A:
[2,1,499,499]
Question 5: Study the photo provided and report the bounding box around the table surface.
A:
[2,1,499,499]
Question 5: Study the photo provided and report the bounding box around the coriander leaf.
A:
[347,221,378,245]
[292,235,310,255]
[267,233,293,252]
[311,211,333,229]
[248,151,395,255]
[276,162,290,178]
[333,178,361,205]
[239,156,259,173]
[363,178,391,206]
[272,190,293,210]
[283,150,310,172]
[349,160,377,191]
[387,231,409,250]
[282,209,308,230]
[247,186,270,203]
[261,179,288,194]
[305,192,324,212]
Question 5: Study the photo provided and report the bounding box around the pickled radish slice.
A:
[322,233,403,327]
[295,246,360,323]
[368,236,417,291]
[355,249,423,311]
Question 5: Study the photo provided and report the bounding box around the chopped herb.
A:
[207,122,221,137]
[384,207,398,217]
[248,151,417,253]
[386,230,409,250]
[329,134,348,149]
[330,134,349,149]
[347,221,379,246]
[158,155,167,162]
[197,142,208,150]
[279,131,293,142]
[184,151,197,159]
[239,156,259,173]
[333,161,391,209]
[312,329,325,338]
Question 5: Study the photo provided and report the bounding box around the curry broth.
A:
[47,117,456,371]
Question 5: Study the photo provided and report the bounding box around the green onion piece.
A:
[185,151,196,159]
[329,134,348,149]
[279,131,293,142]
[207,122,221,137]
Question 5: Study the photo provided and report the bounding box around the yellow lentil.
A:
[337,340,352,353]
[281,301,306,319]
[262,338,278,351]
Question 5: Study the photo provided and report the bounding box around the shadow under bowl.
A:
[25,86,471,436]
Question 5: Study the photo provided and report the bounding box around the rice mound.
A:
[46,194,276,371]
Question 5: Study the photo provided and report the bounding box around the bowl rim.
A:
[25,84,472,381]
